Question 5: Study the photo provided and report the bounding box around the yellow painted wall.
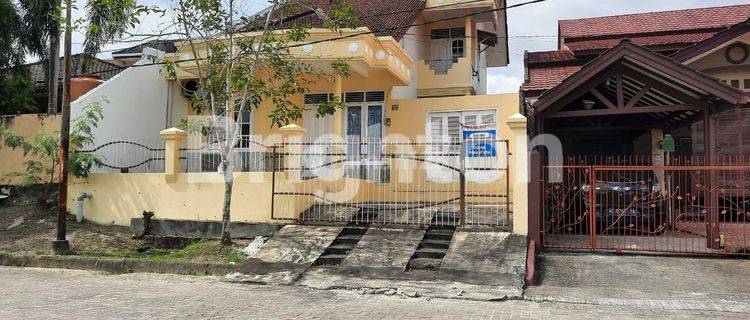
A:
[67,172,300,226]
[68,93,520,226]
[0,114,61,184]
[417,57,474,95]
[281,93,521,221]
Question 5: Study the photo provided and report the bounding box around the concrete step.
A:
[423,233,453,241]
[337,234,364,241]
[419,239,452,250]
[425,228,455,236]
[413,248,448,259]
[341,227,368,235]
[324,245,353,255]
[407,257,443,271]
[315,254,348,266]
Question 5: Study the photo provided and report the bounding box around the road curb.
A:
[0,252,235,276]
[524,294,750,313]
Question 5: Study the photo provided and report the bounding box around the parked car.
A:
[581,180,665,233]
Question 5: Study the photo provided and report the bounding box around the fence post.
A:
[528,150,542,246]
[160,127,187,183]
[279,124,307,182]
[278,124,307,221]
[507,113,528,235]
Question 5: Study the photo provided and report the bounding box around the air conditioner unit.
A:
[182,80,199,98]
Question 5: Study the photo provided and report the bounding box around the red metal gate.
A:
[540,156,750,255]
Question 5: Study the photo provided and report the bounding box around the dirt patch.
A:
[0,184,251,264]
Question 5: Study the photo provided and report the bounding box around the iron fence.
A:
[181,133,281,173]
[271,138,511,228]
[78,138,165,173]
[542,155,750,255]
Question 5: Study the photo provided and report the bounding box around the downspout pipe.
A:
[75,192,93,223]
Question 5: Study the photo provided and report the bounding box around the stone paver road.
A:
[0,267,746,320]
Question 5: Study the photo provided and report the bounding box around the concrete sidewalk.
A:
[525,252,750,312]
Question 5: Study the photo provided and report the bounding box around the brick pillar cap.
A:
[160,127,187,138]
[280,124,307,135]
[507,113,527,128]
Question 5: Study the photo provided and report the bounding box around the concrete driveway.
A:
[525,252,750,312]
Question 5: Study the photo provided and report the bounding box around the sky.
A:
[64,0,750,93]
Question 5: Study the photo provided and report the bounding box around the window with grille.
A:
[235,109,253,149]
[426,109,498,183]
[427,110,496,152]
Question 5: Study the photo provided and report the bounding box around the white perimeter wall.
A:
[71,62,172,147]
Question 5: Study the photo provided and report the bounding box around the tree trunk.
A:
[47,9,61,115]
[220,162,234,246]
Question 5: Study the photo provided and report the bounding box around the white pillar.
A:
[507,113,528,235]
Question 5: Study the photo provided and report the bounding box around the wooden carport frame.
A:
[529,39,744,248]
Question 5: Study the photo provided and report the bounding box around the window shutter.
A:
[464,114,478,127]
[448,115,461,143]
[481,113,495,126]
[304,93,330,104]
[430,29,450,39]
[345,92,364,103]
[450,28,466,38]
[366,91,386,102]
[430,115,443,138]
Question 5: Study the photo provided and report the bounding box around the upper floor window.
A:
[430,27,466,62]
[452,39,465,63]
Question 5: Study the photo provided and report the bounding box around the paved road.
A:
[0,267,746,320]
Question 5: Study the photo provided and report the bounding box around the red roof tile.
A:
[527,50,576,64]
[559,4,750,39]
[565,32,717,53]
[245,0,426,41]
[521,65,581,92]
[524,4,750,95]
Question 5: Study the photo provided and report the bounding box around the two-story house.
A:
[72,0,517,159]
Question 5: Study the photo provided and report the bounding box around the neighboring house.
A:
[108,40,179,68]
[522,4,750,256]
[522,4,749,157]
[25,54,124,113]
[2,54,127,182]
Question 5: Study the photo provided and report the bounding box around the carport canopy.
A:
[530,40,743,137]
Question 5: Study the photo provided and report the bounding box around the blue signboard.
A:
[463,126,497,158]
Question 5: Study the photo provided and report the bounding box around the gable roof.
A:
[533,40,743,114]
[673,18,750,63]
[559,4,750,40]
[524,4,750,97]
[244,0,426,41]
